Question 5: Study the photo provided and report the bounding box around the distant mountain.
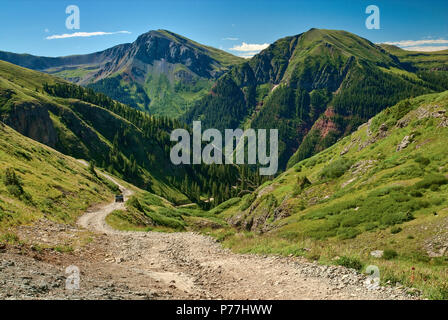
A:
[380,44,448,71]
[184,29,447,169]
[379,44,448,93]
[0,30,244,117]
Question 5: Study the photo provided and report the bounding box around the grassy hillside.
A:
[380,44,448,70]
[0,60,263,208]
[106,192,227,233]
[155,30,244,68]
[0,122,116,230]
[85,29,245,118]
[0,60,190,204]
[216,90,448,299]
[0,120,222,243]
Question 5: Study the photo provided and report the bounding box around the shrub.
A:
[383,249,398,260]
[209,197,241,215]
[293,176,312,196]
[297,176,312,190]
[0,232,20,244]
[338,228,361,240]
[414,174,448,190]
[364,222,377,231]
[145,210,185,230]
[414,156,430,166]
[3,168,23,195]
[99,176,120,194]
[390,226,402,234]
[239,192,257,211]
[335,256,363,271]
[320,157,354,179]
[127,196,144,212]
[409,190,423,198]
[6,185,23,197]
[88,161,97,177]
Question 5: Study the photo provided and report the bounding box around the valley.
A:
[1,27,448,300]
[0,167,413,300]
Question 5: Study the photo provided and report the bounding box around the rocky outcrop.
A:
[396,134,414,151]
[228,193,291,233]
[358,123,389,151]
[5,102,57,148]
[314,108,339,138]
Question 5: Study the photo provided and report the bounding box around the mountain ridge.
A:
[0,30,245,117]
[184,28,445,169]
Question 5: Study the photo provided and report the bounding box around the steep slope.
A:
[0,30,244,117]
[0,60,188,203]
[0,60,261,207]
[185,29,443,169]
[0,121,118,229]
[217,90,448,298]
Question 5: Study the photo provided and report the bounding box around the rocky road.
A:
[0,174,416,300]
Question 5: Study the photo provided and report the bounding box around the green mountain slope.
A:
[0,60,187,203]
[0,122,116,229]
[0,30,244,118]
[0,121,224,237]
[217,90,448,298]
[379,44,448,93]
[0,60,262,207]
[185,29,446,170]
[380,44,448,71]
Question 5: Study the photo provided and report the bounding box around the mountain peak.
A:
[137,29,201,47]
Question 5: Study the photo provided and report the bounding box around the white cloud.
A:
[222,37,239,41]
[383,39,448,47]
[237,52,259,59]
[46,31,131,40]
[402,46,448,52]
[229,42,269,52]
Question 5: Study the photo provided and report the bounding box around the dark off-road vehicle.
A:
[115,194,124,203]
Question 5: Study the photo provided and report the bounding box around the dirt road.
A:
[72,178,414,300]
[78,173,133,234]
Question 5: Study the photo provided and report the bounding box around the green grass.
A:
[381,44,448,70]
[105,191,227,232]
[335,256,363,271]
[0,122,114,229]
[0,60,189,205]
[217,89,448,299]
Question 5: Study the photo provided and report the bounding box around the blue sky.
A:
[1,0,447,57]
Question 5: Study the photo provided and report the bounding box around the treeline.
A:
[333,63,430,119]
[86,76,151,111]
[183,75,250,131]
